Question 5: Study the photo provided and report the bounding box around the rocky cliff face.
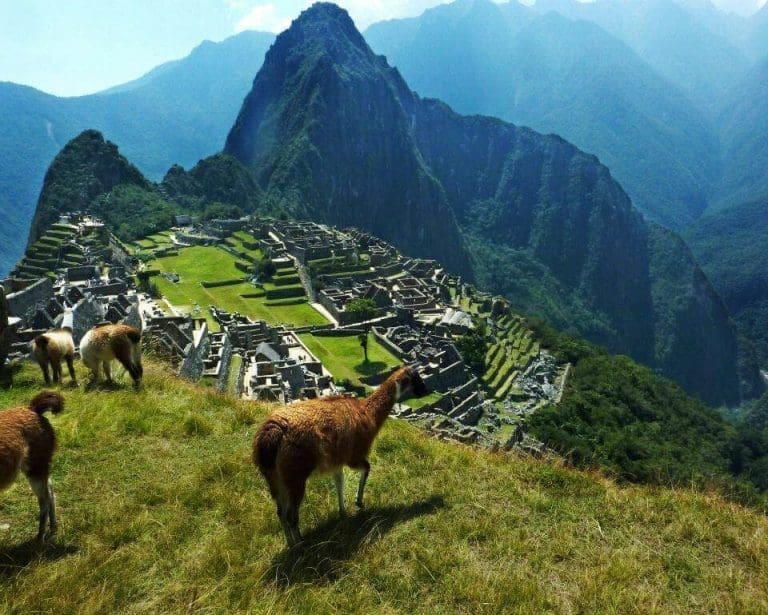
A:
[223,2,753,404]
[648,225,742,404]
[225,3,472,276]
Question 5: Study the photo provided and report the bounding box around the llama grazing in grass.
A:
[79,323,143,388]
[253,366,427,546]
[0,391,63,541]
[31,328,77,386]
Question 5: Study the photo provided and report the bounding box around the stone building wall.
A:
[6,277,54,320]
[70,296,104,344]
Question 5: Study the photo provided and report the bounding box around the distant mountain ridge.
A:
[224,2,753,405]
[0,30,275,276]
[365,0,719,230]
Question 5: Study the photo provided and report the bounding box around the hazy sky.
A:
[1,0,765,96]
[0,0,451,97]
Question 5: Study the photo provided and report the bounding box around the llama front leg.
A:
[38,360,51,385]
[355,460,371,509]
[103,361,113,383]
[51,358,62,384]
[333,471,346,516]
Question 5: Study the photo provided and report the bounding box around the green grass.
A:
[298,334,400,389]
[0,360,767,612]
[148,246,328,330]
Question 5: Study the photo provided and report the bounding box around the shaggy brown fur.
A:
[31,328,77,386]
[0,391,63,541]
[79,323,143,388]
[253,366,427,546]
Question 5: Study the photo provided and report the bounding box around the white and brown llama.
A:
[31,328,77,386]
[79,323,143,388]
[253,366,427,546]
[0,391,63,541]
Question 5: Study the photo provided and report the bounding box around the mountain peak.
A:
[267,2,373,69]
[27,129,149,245]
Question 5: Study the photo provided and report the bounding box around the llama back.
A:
[32,329,75,360]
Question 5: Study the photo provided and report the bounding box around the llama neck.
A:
[365,378,400,428]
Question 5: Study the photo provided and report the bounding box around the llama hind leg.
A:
[103,361,113,383]
[65,354,77,386]
[27,475,52,541]
[47,481,57,535]
[261,470,288,537]
[354,459,371,509]
[333,471,346,516]
[83,355,101,383]
[282,475,307,546]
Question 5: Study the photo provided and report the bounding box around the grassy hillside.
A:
[1,361,767,612]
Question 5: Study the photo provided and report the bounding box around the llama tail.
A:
[29,391,64,415]
[127,329,142,344]
[253,420,284,471]
[33,334,49,349]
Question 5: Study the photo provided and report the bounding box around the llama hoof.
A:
[355,501,365,510]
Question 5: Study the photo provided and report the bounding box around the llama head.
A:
[395,366,428,400]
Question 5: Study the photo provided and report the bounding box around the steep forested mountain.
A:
[28,130,176,244]
[365,0,718,230]
[716,56,768,208]
[224,2,751,404]
[686,196,768,368]
[0,30,274,276]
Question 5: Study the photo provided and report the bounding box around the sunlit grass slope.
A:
[0,361,766,613]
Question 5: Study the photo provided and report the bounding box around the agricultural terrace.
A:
[130,230,174,259]
[225,230,263,260]
[147,246,328,330]
[298,333,400,390]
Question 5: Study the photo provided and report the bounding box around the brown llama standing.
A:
[253,366,427,546]
[0,391,63,541]
[31,328,77,386]
[79,323,143,388]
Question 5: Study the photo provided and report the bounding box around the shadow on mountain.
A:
[265,495,446,586]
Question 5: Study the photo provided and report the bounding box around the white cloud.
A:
[337,0,451,30]
[235,3,293,33]
[230,1,455,36]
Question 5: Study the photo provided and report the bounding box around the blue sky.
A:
[0,0,452,96]
[1,0,764,96]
